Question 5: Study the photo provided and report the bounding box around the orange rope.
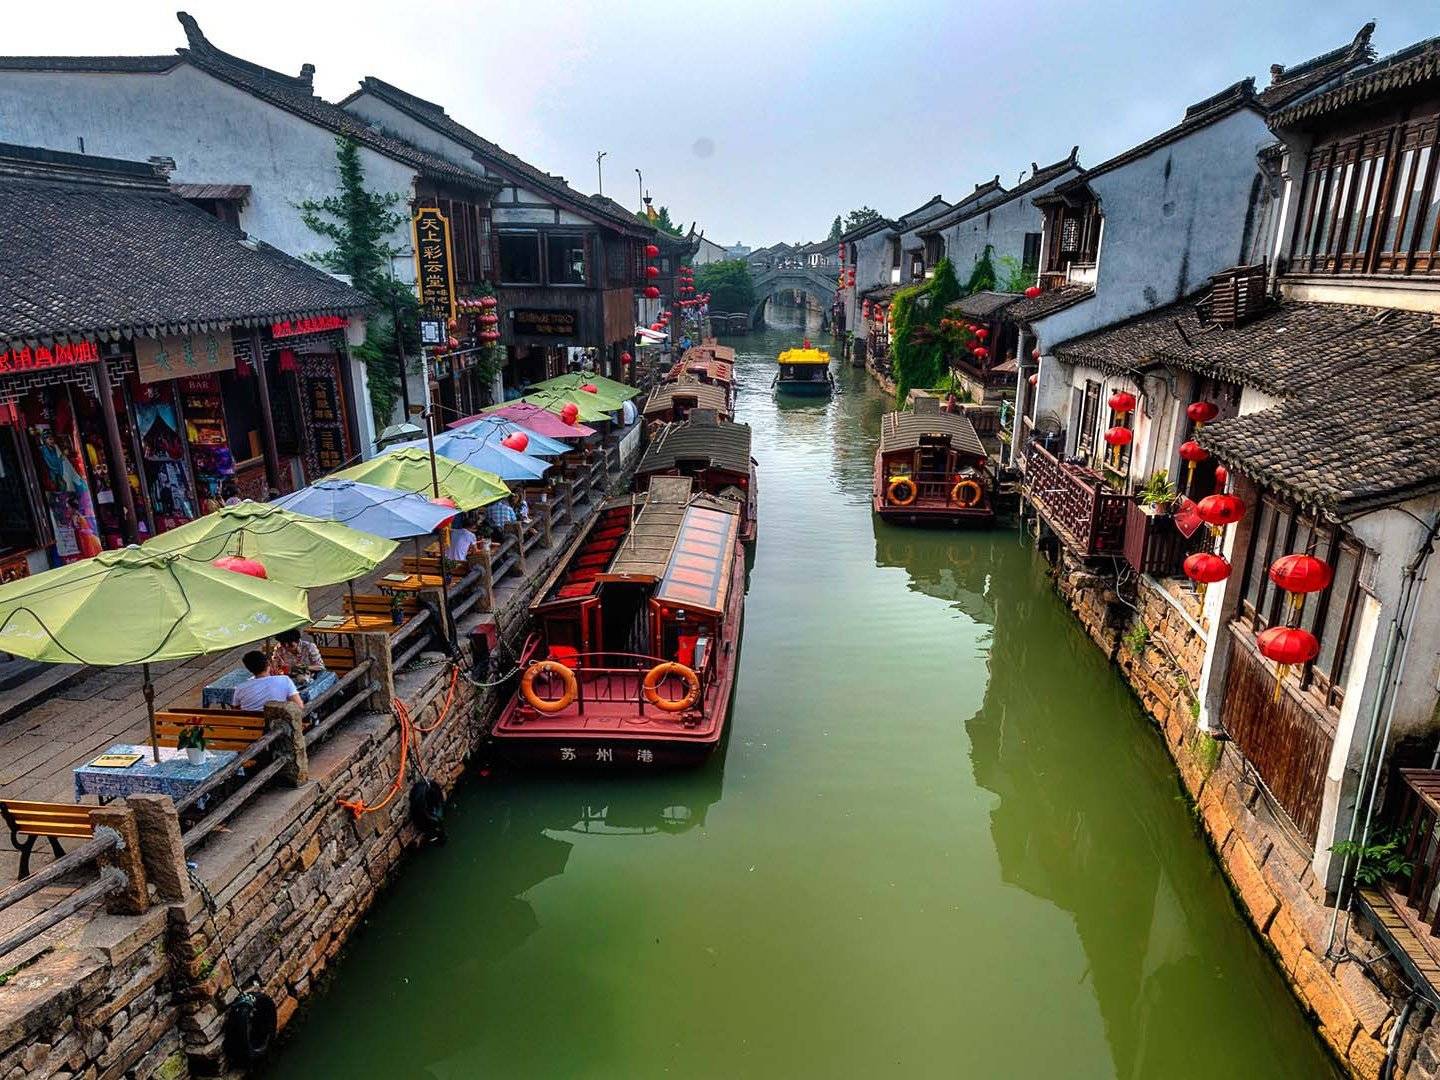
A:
[336,703,412,819]
[412,665,459,734]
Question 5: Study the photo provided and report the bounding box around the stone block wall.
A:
[1039,536,1440,1080]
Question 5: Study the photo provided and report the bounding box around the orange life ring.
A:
[642,662,701,712]
[951,479,983,507]
[521,660,577,713]
[887,477,917,506]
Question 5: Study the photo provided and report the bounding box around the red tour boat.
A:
[490,476,745,766]
[873,397,995,526]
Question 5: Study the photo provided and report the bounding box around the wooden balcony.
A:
[1355,770,1440,995]
[1123,501,1208,577]
[1024,442,1128,557]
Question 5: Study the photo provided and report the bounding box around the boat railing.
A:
[530,648,715,720]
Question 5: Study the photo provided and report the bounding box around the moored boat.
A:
[489,476,745,767]
[636,409,757,544]
[773,347,833,396]
[873,397,995,526]
[643,375,733,425]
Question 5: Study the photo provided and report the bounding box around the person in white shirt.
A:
[232,650,303,711]
[446,516,477,562]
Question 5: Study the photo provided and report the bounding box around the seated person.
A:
[446,514,478,563]
[486,496,518,533]
[232,649,304,711]
[270,628,325,678]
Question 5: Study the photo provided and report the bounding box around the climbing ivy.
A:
[964,244,999,294]
[890,257,961,403]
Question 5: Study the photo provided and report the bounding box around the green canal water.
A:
[267,330,1334,1078]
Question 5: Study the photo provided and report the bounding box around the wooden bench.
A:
[342,592,416,625]
[0,800,96,879]
[316,642,357,673]
[154,708,267,752]
[402,555,447,577]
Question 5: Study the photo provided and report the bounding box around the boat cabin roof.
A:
[643,377,731,418]
[879,397,986,457]
[638,410,752,476]
[536,476,740,614]
[777,348,830,365]
[673,345,736,383]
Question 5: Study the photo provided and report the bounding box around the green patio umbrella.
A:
[330,447,509,510]
[0,546,312,759]
[532,371,641,402]
[495,387,613,423]
[144,500,398,589]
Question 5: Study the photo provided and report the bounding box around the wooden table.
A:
[374,572,445,595]
[310,613,397,636]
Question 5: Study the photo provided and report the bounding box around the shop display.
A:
[133,382,196,533]
[179,375,236,515]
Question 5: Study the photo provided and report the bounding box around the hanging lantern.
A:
[975,327,989,341]
[213,554,267,578]
[645,266,660,278]
[447,336,461,350]
[1031,347,1041,361]
[1214,464,1229,487]
[1103,426,1133,447]
[620,351,632,364]
[1178,439,1208,486]
[1257,625,1320,700]
[1196,493,1245,529]
[1269,554,1333,603]
[645,243,660,258]
[480,313,499,326]
[1187,400,1219,426]
[480,330,501,343]
[973,346,989,361]
[1183,552,1232,584]
[500,431,529,452]
[1028,373,1038,386]
[480,295,498,309]
[1024,285,1043,299]
[644,286,660,299]
[650,322,663,332]
[561,403,580,425]
[1108,390,1137,414]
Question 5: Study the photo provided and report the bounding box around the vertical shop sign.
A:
[412,207,457,321]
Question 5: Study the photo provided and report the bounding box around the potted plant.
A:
[1137,469,1178,514]
[178,724,207,765]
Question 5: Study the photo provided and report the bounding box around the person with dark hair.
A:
[232,649,302,711]
[271,627,324,677]
[220,480,241,507]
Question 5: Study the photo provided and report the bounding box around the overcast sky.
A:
[7,2,1435,247]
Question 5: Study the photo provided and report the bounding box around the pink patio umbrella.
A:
[455,400,596,440]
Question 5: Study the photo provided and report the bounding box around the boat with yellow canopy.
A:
[772,347,833,396]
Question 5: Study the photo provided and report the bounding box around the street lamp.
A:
[596,150,607,196]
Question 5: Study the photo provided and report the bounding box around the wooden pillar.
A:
[248,329,283,494]
[92,356,140,544]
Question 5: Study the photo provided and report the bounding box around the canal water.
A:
[267,330,1334,1078]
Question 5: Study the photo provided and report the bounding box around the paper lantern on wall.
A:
[1196,492,1245,530]
[1256,625,1320,700]
[620,351,632,364]
[1268,554,1333,617]
[645,266,660,278]
[1213,464,1229,487]
[1183,551,1231,584]
[1108,390,1137,414]
[1178,438,1208,486]
[1187,400,1219,426]
[1102,426,1133,447]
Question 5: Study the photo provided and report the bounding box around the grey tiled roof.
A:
[1256,23,1376,108]
[0,146,366,349]
[919,150,1081,236]
[879,408,986,457]
[1008,284,1093,324]
[347,76,649,235]
[0,55,181,73]
[1051,296,1440,514]
[1271,34,1440,127]
[948,291,1022,319]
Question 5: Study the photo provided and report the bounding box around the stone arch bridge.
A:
[749,265,838,327]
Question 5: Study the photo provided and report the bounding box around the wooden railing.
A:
[1365,770,1440,970]
[1123,501,1208,577]
[1025,442,1127,556]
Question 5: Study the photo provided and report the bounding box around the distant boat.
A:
[489,476,745,767]
[873,397,995,527]
[772,347,833,396]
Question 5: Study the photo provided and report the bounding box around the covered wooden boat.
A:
[489,476,745,767]
[773,347,833,396]
[643,376,732,425]
[636,409,757,544]
[873,397,994,526]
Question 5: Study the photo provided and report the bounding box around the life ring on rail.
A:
[224,991,278,1064]
[642,662,701,712]
[521,661,578,713]
[887,477,917,506]
[951,479,983,507]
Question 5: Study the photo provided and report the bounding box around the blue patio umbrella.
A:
[387,429,551,482]
[448,416,570,458]
[271,478,458,540]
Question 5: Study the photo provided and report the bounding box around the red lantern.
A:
[620,351,632,364]
[1103,426,1133,447]
[975,327,989,341]
[480,330,501,343]
[1196,493,1245,528]
[212,555,267,578]
[644,286,660,299]
[500,431,529,452]
[645,244,660,258]
[1031,348,1041,361]
[480,295,498,309]
[1178,438,1208,486]
[973,346,989,360]
[1213,464,1229,487]
[650,322,663,332]
[1108,390,1137,414]
[1183,552,1232,584]
[1187,400,1219,425]
[581,383,598,394]
[1028,373,1038,386]
[447,336,461,349]
[1025,285,1042,299]
[1257,625,1321,699]
[561,403,580,425]
[645,266,660,278]
[1269,554,1333,596]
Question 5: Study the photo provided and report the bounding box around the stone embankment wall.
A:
[1048,546,1440,1080]
[0,505,589,1079]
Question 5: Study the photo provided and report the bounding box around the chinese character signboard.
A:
[412,207,457,321]
[0,339,99,375]
[135,331,235,384]
[299,354,352,476]
[271,315,348,339]
[512,308,578,337]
